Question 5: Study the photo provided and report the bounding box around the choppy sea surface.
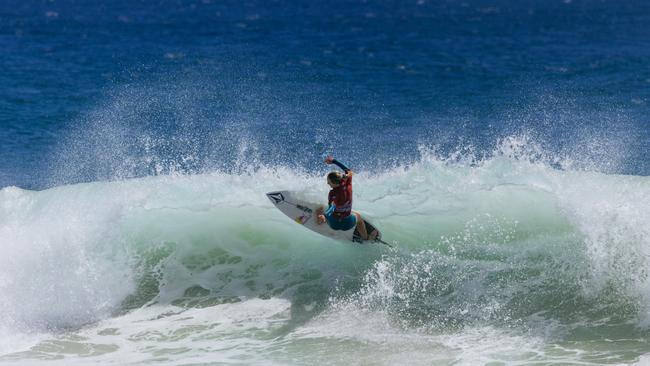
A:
[1,1,649,365]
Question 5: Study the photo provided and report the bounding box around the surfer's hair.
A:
[327,171,343,184]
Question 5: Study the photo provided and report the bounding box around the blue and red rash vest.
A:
[328,175,352,219]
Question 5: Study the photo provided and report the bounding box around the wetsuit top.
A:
[327,159,352,219]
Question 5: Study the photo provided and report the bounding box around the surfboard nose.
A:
[266,191,285,204]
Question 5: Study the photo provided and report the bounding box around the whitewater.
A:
[1,142,649,365]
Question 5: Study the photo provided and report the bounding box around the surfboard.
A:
[266,190,388,245]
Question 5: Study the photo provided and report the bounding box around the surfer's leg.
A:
[368,228,378,241]
[354,212,368,240]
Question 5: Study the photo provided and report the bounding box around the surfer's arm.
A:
[324,156,351,174]
[324,203,335,217]
[316,203,335,225]
[316,205,332,224]
[331,159,350,173]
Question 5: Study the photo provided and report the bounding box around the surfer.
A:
[316,156,377,241]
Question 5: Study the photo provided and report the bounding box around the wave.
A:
[1,147,649,342]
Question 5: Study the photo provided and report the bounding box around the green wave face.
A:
[1,156,649,361]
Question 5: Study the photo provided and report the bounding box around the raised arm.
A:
[324,156,350,173]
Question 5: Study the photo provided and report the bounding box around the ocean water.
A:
[1,0,649,365]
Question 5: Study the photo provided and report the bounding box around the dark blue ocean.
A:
[1,1,650,365]
[2,0,649,189]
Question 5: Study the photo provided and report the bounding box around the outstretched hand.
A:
[324,155,334,164]
[315,206,326,224]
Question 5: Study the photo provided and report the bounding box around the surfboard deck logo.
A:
[267,191,284,204]
[295,214,310,224]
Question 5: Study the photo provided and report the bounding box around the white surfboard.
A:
[266,190,388,245]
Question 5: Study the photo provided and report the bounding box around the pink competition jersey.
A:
[328,175,352,219]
